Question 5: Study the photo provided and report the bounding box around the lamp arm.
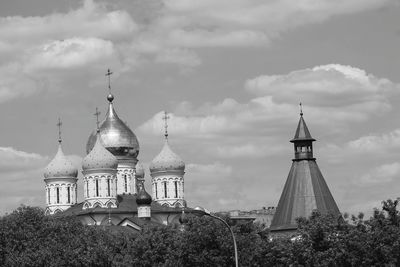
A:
[208,214,239,267]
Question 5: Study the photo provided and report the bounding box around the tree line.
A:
[1,199,400,266]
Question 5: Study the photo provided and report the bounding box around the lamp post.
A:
[191,206,239,267]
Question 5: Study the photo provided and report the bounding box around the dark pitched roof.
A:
[290,115,315,142]
[270,160,340,231]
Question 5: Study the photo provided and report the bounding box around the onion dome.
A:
[86,94,139,158]
[82,132,118,171]
[135,162,145,178]
[136,184,152,205]
[149,141,185,173]
[44,143,78,179]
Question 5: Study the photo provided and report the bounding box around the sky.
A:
[0,0,399,216]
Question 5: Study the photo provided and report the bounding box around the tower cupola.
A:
[43,118,78,215]
[290,105,316,161]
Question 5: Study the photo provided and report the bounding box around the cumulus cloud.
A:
[358,162,400,185]
[0,0,396,102]
[0,147,48,172]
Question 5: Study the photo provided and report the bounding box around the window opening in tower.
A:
[124,175,127,192]
[56,187,60,204]
[164,181,167,198]
[107,178,110,197]
[67,187,70,203]
[174,181,178,198]
[96,180,99,197]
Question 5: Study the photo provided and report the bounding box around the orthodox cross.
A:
[105,68,113,94]
[163,111,169,139]
[57,118,62,143]
[299,102,303,116]
[94,107,101,130]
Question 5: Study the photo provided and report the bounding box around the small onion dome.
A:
[86,95,140,158]
[135,162,145,178]
[149,141,185,173]
[82,133,118,171]
[136,186,152,205]
[44,144,78,179]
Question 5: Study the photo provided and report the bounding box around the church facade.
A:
[43,83,187,229]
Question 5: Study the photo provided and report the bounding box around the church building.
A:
[43,71,187,229]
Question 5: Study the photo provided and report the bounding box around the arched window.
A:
[86,181,89,198]
[56,187,60,204]
[174,181,178,198]
[47,188,50,204]
[164,181,167,198]
[96,180,99,197]
[155,183,158,198]
[67,187,70,204]
[107,178,111,197]
[124,175,127,192]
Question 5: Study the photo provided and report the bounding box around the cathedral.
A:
[43,77,186,229]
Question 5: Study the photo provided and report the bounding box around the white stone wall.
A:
[138,205,151,218]
[44,178,77,215]
[116,165,135,195]
[151,172,185,208]
[82,171,118,209]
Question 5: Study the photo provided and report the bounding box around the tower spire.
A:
[299,102,303,116]
[105,68,114,103]
[162,111,170,140]
[57,118,62,144]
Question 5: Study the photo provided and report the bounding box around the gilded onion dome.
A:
[86,94,139,158]
[149,141,185,173]
[44,143,78,179]
[135,162,145,178]
[82,132,118,171]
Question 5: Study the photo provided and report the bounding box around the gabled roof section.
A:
[290,114,316,143]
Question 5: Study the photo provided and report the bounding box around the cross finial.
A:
[162,111,170,140]
[105,68,113,94]
[299,102,303,116]
[94,107,101,132]
[57,118,62,143]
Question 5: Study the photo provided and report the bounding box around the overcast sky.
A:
[0,0,399,216]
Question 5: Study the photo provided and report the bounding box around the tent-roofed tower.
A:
[270,108,340,233]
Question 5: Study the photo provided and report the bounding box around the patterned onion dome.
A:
[149,141,185,173]
[135,162,145,178]
[44,144,78,179]
[86,95,140,158]
[82,132,118,171]
[136,185,152,205]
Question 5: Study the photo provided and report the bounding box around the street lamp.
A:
[191,206,239,267]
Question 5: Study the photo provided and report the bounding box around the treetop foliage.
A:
[1,200,400,266]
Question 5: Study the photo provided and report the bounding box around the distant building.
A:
[221,207,276,227]
[43,86,187,231]
[270,109,340,234]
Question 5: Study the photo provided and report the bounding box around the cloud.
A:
[25,38,116,70]
[0,147,83,214]
[347,129,400,153]
[358,162,400,185]
[0,147,48,172]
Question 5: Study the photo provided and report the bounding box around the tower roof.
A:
[270,160,340,231]
[290,114,316,143]
[86,94,140,158]
[149,140,185,173]
[44,143,78,179]
[136,183,152,205]
[82,132,118,171]
[270,112,340,232]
